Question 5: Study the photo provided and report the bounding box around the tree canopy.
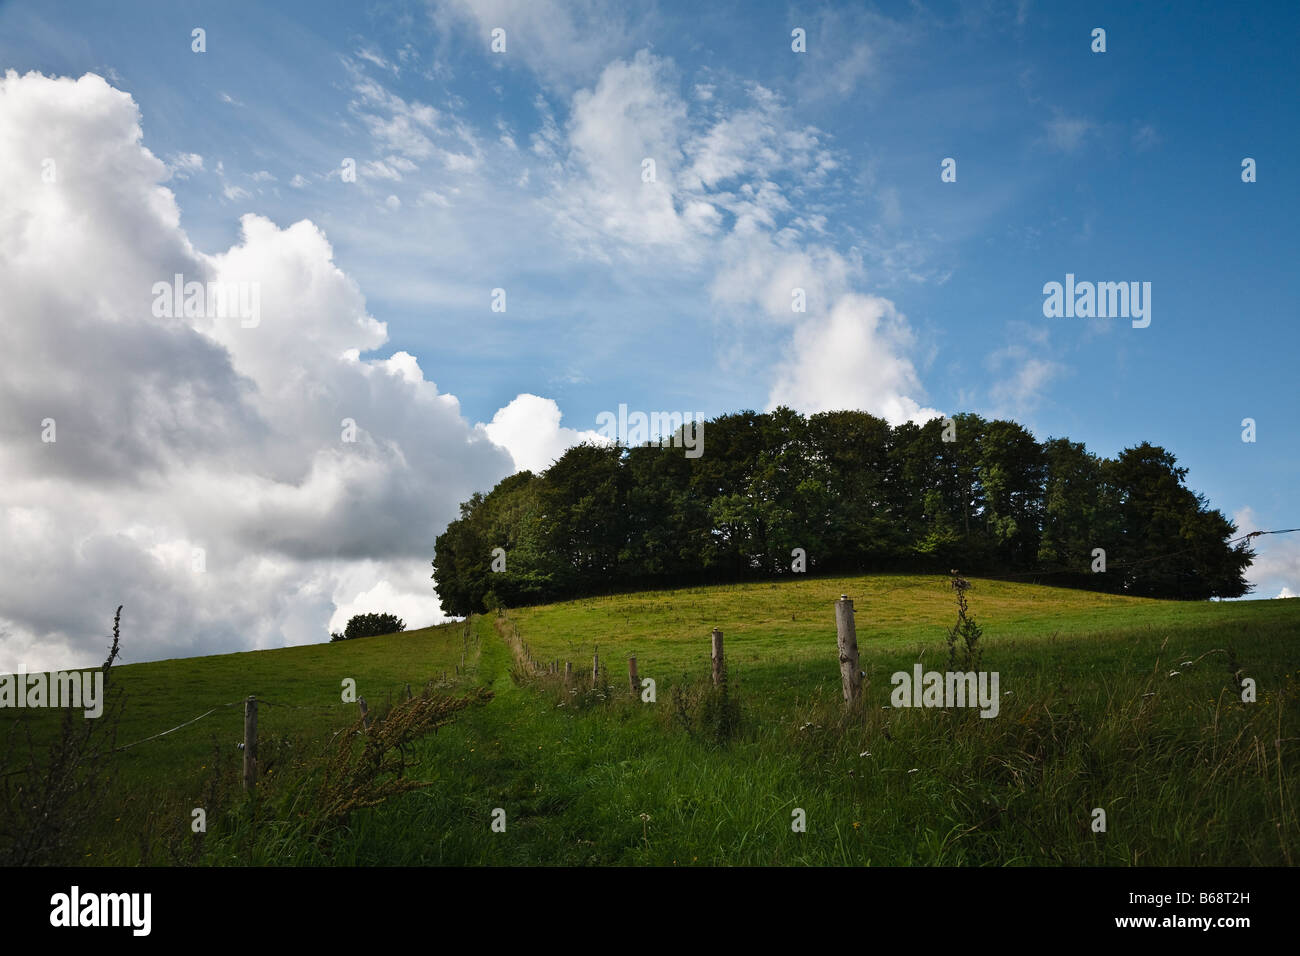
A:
[330,612,406,642]
[432,408,1254,615]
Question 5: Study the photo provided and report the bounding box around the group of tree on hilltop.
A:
[432,408,1254,616]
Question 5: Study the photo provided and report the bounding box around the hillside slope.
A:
[3,575,1296,865]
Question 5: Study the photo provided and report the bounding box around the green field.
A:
[3,574,1297,866]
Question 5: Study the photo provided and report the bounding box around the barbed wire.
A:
[9,530,1293,767]
[113,700,246,752]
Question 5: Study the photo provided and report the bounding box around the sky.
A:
[0,0,1297,673]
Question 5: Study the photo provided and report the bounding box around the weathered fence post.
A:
[835,594,861,706]
[628,656,639,695]
[243,695,257,793]
[405,683,412,700]
[711,628,725,686]
[358,696,371,733]
[564,661,573,685]
[593,645,600,683]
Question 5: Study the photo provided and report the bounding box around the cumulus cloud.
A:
[1233,507,1300,598]
[537,51,933,428]
[0,70,521,673]
[766,294,942,425]
[480,393,608,473]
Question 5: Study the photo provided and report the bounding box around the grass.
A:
[3,573,1297,865]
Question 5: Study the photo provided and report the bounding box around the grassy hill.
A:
[3,573,1297,865]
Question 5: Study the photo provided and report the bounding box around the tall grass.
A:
[2,576,1295,865]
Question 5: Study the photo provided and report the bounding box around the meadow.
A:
[2,573,1296,866]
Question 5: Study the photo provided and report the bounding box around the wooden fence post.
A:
[564,661,573,685]
[405,683,412,700]
[835,594,861,706]
[242,695,257,793]
[711,628,725,686]
[628,656,639,695]
[593,645,600,684]
[358,696,371,733]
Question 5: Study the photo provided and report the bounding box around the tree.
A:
[431,411,1252,604]
[331,612,406,642]
[976,419,1046,569]
[806,409,900,568]
[1103,443,1253,598]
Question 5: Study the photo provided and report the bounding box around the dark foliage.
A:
[330,612,406,642]
[432,408,1254,613]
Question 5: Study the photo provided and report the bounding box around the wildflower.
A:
[852,822,861,830]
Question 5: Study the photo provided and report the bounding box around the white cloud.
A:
[0,70,520,672]
[545,51,841,266]
[766,294,942,426]
[328,565,446,636]
[986,328,1064,414]
[167,152,204,178]
[355,47,399,76]
[548,50,693,255]
[430,0,637,90]
[480,393,608,474]
[1277,587,1296,599]
[1043,113,1095,153]
[538,52,933,425]
[1232,507,1300,599]
[363,156,418,181]
[349,76,444,160]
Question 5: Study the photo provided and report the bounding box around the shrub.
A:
[330,612,405,642]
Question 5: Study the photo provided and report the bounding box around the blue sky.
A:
[1,0,1297,668]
